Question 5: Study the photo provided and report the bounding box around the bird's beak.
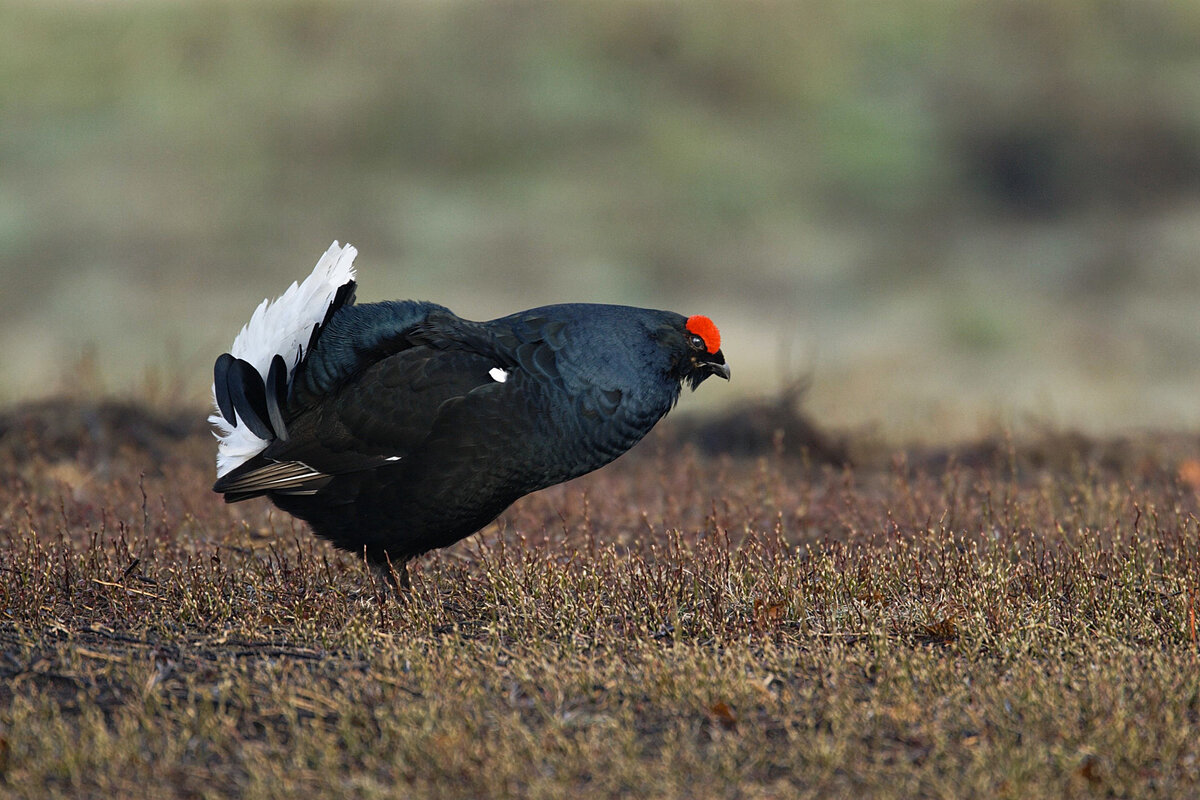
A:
[687,350,730,390]
[706,350,731,380]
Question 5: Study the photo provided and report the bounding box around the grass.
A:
[1,399,1199,797]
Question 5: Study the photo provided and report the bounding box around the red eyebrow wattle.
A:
[686,315,721,354]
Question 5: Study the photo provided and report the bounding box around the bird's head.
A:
[679,314,730,390]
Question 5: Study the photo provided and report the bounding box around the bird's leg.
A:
[370,556,411,597]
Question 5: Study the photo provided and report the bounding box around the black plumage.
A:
[211,257,729,588]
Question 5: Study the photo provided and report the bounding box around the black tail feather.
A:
[227,357,274,440]
[326,280,357,325]
[213,353,238,425]
[265,353,290,442]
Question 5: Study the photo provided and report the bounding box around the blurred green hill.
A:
[3,1,1200,438]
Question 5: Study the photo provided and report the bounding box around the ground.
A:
[1,399,1198,798]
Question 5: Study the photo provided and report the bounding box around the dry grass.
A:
[1,400,1199,798]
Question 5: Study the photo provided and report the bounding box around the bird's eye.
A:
[688,333,706,351]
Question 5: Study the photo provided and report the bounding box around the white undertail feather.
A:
[210,241,358,478]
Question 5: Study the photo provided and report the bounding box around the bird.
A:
[210,242,729,590]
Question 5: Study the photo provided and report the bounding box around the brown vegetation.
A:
[1,399,1199,798]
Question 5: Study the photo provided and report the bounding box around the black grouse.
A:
[210,242,729,588]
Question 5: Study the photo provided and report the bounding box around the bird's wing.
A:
[285,300,456,415]
[213,346,507,499]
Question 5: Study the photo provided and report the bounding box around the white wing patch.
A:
[489,367,509,383]
[210,241,358,478]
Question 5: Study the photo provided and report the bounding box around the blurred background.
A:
[3,0,1199,440]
